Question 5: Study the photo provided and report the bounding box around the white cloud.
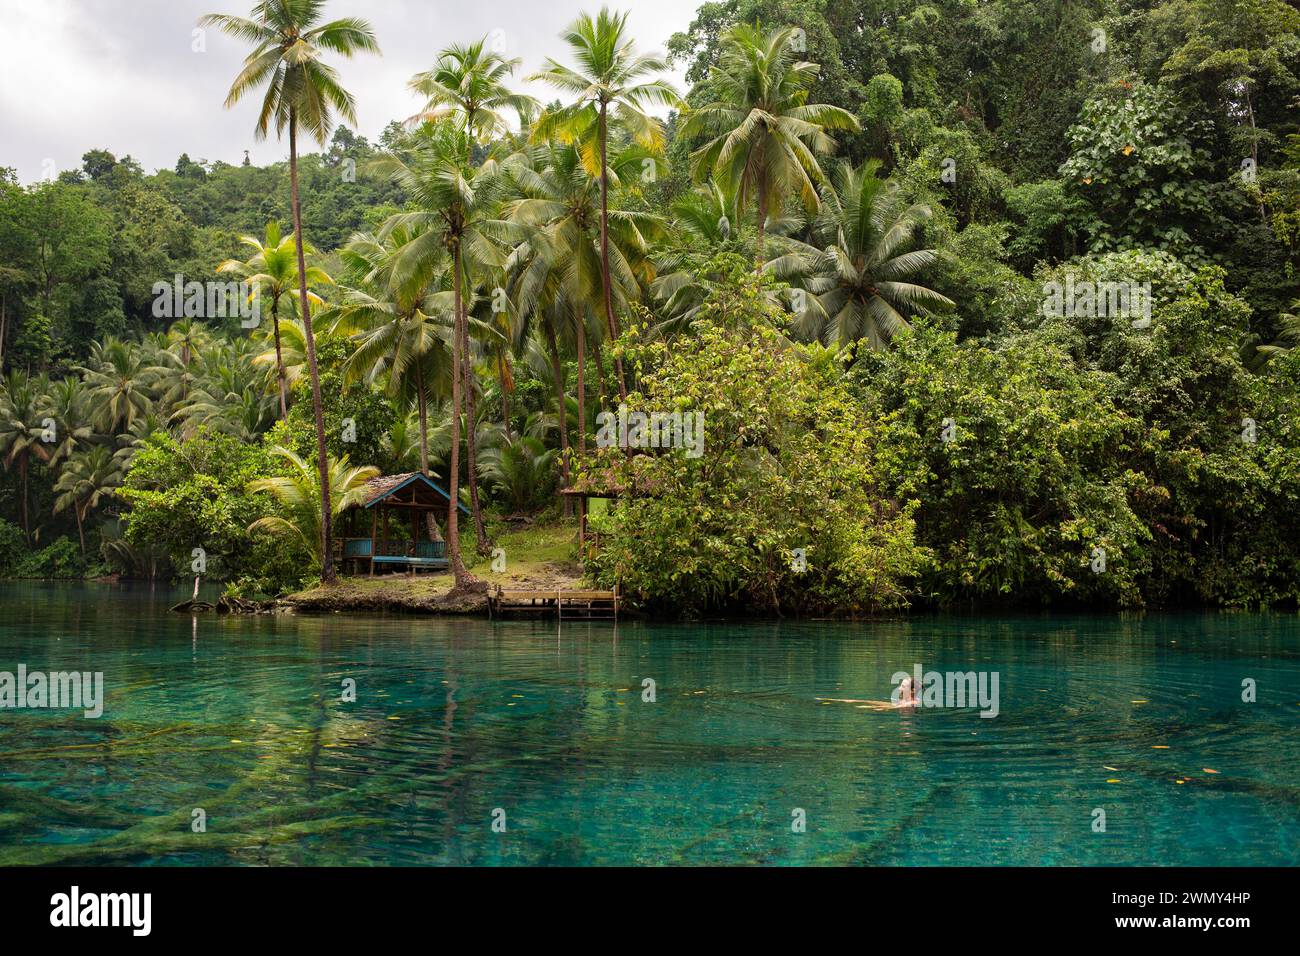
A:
[0,0,699,183]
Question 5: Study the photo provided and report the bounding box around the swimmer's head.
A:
[899,675,915,701]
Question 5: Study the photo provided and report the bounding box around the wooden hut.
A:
[337,472,470,576]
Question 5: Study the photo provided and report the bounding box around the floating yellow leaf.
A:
[1152,745,1170,749]
[230,739,242,744]
[511,694,524,698]
[1131,699,1148,704]
[1202,768,1219,774]
[386,716,400,720]
[1104,765,1120,772]
[1107,779,1121,784]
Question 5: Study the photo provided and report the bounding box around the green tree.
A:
[201,0,380,583]
[767,158,952,350]
[247,446,378,568]
[530,6,681,399]
[53,444,123,557]
[217,221,331,418]
[679,22,859,264]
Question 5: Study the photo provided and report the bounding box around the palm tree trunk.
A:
[461,313,490,554]
[447,251,471,586]
[577,317,586,460]
[0,292,7,373]
[415,360,430,476]
[74,505,85,558]
[598,100,628,401]
[593,340,609,409]
[543,316,573,518]
[272,299,288,420]
[289,115,335,583]
[18,453,29,542]
[757,174,768,268]
[498,347,512,441]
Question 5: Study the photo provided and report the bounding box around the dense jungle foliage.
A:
[1,0,1298,613]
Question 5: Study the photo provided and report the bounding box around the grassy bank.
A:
[282,521,584,615]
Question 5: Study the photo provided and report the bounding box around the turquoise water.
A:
[0,581,1297,866]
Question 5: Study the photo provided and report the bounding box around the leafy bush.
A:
[117,428,309,593]
[584,281,923,616]
[853,324,1150,607]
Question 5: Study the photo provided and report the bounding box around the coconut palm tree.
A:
[369,122,507,584]
[217,221,331,418]
[331,223,455,479]
[201,0,380,584]
[247,446,379,569]
[767,159,953,350]
[80,338,160,433]
[38,377,94,471]
[409,37,539,161]
[529,6,680,400]
[53,444,123,558]
[500,139,662,504]
[679,22,859,264]
[0,371,49,541]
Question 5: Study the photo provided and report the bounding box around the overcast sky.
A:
[0,0,702,184]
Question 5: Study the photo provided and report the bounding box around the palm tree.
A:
[176,338,280,441]
[247,446,378,570]
[1240,300,1300,371]
[217,221,331,418]
[501,140,662,506]
[477,425,558,513]
[53,444,123,558]
[38,377,94,471]
[80,338,160,433]
[530,6,680,400]
[767,159,953,350]
[370,122,506,585]
[409,38,539,161]
[679,22,859,264]
[201,0,380,584]
[331,223,455,478]
[652,179,745,333]
[0,371,49,541]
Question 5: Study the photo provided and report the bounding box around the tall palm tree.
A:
[53,444,123,558]
[217,221,331,418]
[767,159,953,350]
[679,22,859,264]
[247,446,378,569]
[501,140,661,506]
[529,6,680,400]
[0,371,49,541]
[409,38,539,162]
[370,123,506,585]
[331,223,455,478]
[201,0,380,584]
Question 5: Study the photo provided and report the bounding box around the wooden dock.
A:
[488,586,620,620]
